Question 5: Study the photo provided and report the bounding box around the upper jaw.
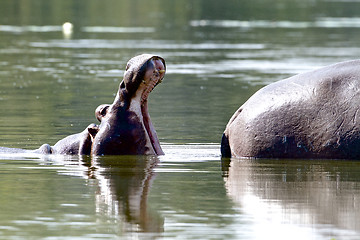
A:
[140,58,166,105]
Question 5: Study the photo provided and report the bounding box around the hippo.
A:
[0,54,166,156]
[221,60,360,159]
[91,54,166,155]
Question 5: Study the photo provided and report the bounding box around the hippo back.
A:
[222,60,360,159]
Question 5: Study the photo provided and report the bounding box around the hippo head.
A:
[91,54,166,155]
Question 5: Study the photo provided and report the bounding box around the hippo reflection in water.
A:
[222,60,360,160]
[0,54,166,156]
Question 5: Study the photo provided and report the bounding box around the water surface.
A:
[1,0,360,239]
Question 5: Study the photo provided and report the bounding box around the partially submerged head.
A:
[91,54,166,155]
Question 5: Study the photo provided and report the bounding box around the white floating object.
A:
[62,22,73,39]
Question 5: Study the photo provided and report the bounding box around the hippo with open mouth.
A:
[91,54,165,155]
[0,54,166,156]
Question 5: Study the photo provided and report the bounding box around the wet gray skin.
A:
[221,60,360,160]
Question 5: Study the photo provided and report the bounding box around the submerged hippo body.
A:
[47,123,99,155]
[0,54,166,156]
[221,60,360,159]
[0,123,98,155]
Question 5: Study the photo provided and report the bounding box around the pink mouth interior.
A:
[140,58,165,155]
[141,101,163,155]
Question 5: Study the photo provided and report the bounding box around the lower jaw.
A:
[141,100,163,155]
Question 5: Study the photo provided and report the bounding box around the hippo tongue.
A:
[141,101,164,155]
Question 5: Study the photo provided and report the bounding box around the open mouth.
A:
[140,59,165,155]
[141,69,165,105]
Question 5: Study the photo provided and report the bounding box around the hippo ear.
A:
[87,124,99,139]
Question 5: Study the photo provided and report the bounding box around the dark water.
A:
[1,0,360,239]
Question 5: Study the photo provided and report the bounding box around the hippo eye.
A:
[125,63,130,71]
[101,105,109,116]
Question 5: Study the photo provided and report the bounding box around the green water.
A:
[1,0,360,239]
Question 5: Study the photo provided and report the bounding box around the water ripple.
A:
[0,25,156,33]
[190,17,360,29]
[29,39,265,50]
[83,26,155,33]
[0,25,62,33]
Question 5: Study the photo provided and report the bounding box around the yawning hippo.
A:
[0,54,166,156]
[91,54,166,155]
[221,60,360,159]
